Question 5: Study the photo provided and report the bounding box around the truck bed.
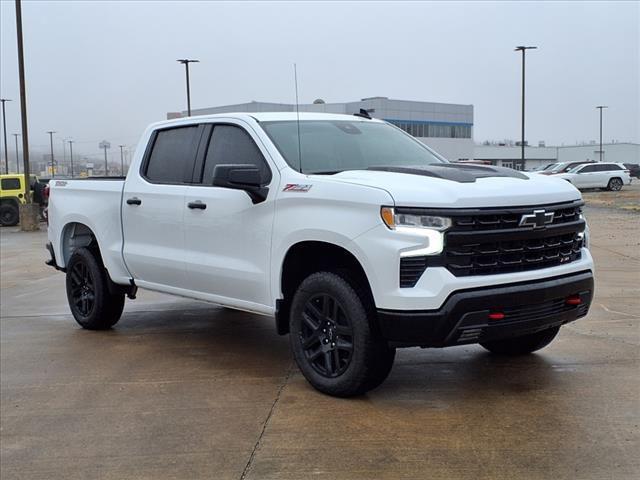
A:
[48,178,130,284]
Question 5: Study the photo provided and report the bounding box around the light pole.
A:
[118,144,125,175]
[0,98,11,174]
[12,133,20,173]
[596,106,608,162]
[68,139,74,178]
[514,46,537,170]
[99,140,110,176]
[177,59,199,116]
[61,138,67,170]
[46,130,56,177]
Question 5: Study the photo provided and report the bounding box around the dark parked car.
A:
[623,163,639,179]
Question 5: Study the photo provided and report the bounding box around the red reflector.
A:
[488,312,505,320]
[566,295,582,306]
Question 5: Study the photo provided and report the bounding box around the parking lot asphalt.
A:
[1,191,639,480]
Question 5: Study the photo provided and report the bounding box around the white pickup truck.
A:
[47,112,594,397]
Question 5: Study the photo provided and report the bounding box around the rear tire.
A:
[0,203,19,226]
[65,247,125,330]
[289,272,395,397]
[480,326,560,355]
[607,177,623,191]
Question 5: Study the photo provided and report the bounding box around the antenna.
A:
[294,63,302,173]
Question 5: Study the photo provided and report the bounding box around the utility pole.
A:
[596,106,608,162]
[68,139,74,178]
[514,46,537,170]
[13,133,20,173]
[0,98,11,174]
[177,59,199,116]
[15,0,38,230]
[119,144,125,175]
[46,130,56,177]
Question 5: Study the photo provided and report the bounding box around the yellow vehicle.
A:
[0,174,45,226]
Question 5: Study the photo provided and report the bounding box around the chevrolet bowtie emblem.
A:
[519,209,554,228]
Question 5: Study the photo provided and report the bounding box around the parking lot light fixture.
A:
[177,59,199,116]
[514,46,537,170]
[0,98,11,174]
[596,106,608,162]
[46,130,56,178]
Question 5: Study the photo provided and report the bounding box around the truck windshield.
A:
[261,120,446,174]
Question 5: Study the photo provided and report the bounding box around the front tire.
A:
[607,177,623,191]
[480,326,560,355]
[289,272,395,397]
[65,247,125,330]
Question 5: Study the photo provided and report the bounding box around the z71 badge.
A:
[283,184,312,192]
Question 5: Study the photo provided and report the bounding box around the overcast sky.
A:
[1,0,638,161]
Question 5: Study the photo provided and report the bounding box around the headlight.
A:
[380,207,451,231]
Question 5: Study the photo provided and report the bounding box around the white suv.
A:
[558,162,631,190]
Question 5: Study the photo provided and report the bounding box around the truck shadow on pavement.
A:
[67,304,562,400]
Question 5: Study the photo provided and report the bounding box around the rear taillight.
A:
[44,184,50,200]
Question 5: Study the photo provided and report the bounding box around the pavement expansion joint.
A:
[239,363,294,480]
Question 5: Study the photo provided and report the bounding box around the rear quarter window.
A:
[143,126,200,184]
[1,178,21,190]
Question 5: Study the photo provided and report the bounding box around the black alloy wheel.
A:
[69,260,96,318]
[289,271,396,397]
[65,247,125,330]
[299,293,354,378]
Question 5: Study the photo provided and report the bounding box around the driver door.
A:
[183,121,277,310]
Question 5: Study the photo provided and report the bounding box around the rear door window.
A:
[200,125,271,185]
[579,165,597,173]
[144,126,200,184]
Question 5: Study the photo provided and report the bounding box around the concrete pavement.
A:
[1,203,638,479]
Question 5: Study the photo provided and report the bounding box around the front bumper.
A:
[377,270,593,348]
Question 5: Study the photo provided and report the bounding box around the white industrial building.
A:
[474,142,639,170]
[169,97,474,162]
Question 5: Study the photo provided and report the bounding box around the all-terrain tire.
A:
[289,271,395,397]
[65,247,125,330]
[480,326,560,355]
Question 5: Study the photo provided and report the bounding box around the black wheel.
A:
[607,177,623,191]
[480,326,560,355]
[65,247,125,330]
[0,203,19,226]
[289,272,395,397]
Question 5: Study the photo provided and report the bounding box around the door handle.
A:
[188,200,207,210]
[126,197,142,206]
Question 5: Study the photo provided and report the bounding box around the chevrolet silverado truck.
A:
[46,112,594,397]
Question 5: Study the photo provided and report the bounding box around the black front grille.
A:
[442,202,584,277]
[445,231,583,276]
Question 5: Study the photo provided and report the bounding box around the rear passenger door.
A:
[122,125,203,289]
[183,121,277,310]
[572,164,597,188]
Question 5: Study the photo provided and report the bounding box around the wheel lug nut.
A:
[322,329,326,333]
[331,343,335,347]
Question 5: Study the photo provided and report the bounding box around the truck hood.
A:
[321,164,581,208]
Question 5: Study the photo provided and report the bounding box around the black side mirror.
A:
[212,164,269,204]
